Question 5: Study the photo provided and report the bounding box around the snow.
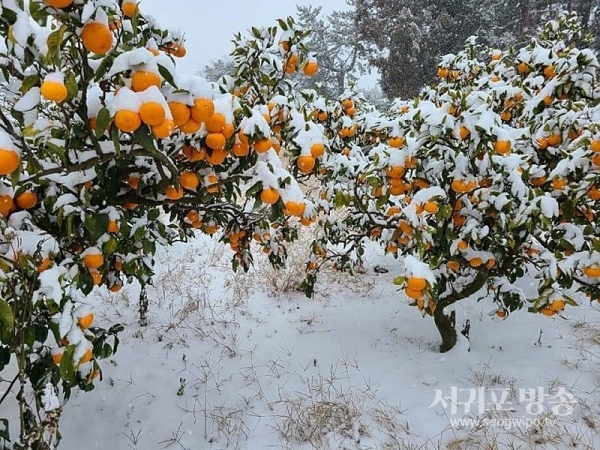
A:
[42,383,61,412]
[3,236,590,449]
[13,87,40,112]
[0,130,17,153]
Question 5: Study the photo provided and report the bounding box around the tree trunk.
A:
[433,305,456,353]
[138,279,151,327]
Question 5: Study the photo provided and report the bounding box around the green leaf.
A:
[95,108,111,137]
[0,345,11,372]
[157,64,177,88]
[0,299,14,332]
[84,214,109,242]
[21,74,40,94]
[246,181,263,198]
[0,418,9,441]
[59,346,76,381]
[133,127,158,153]
[147,208,160,221]
[102,237,118,257]
[46,26,65,65]
[110,125,121,155]
[142,240,156,255]
[278,19,288,31]
[393,276,405,286]
[65,71,78,100]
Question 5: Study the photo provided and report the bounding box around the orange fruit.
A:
[37,258,51,272]
[517,62,529,74]
[284,53,299,74]
[131,71,161,92]
[303,61,318,76]
[205,113,226,133]
[165,186,184,200]
[139,102,166,126]
[78,313,94,329]
[260,188,280,205]
[590,140,600,152]
[205,174,220,193]
[152,119,174,139]
[222,123,235,140]
[79,348,93,365]
[114,110,141,133]
[457,240,468,251]
[45,0,74,6]
[126,176,140,189]
[0,148,20,175]
[297,155,316,174]
[459,126,470,140]
[469,257,483,268]
[122,1,139,17]
[406,277,427,291]
[232,142,249,157]
[404,287,423,300]
[593,154,600,166]
[191,98,214,122]
[543,65,555,79]
[388,136,405,148]
[180,172,199,190]
[399,220,413,236]
[437,67,449,78]
[423,201,438,214]
[254,138,272,153]
[205,132,226,150]
[114,260,123,271]
[551,178,567,190]
[83,252,104,269]
[447,260,460,271]
[205,148,228,165]
[0,195,13,217]
[284,201,305,216]
[310,143,325,158]
[540,306,556,317]
[168,102,191,127]
[583,266,600,277]
[549,300,565,311]
[186,210,199,223]
[16,191,37,210]
[107,220,119,233]
[40,81,68,103]
[453,214,466,227]
[109,19,122,31]
[451,180,468,193]
[386,166,405,179]
[494,140,511,155]
[547,134,561,146]
[537,138,549,150]
[179,118,201,134]
[495,309,507,318]
[530,176,547,186]
[81,22,113,54]
[52,349,64,365]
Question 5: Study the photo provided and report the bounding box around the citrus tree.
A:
[0,1,323,447]
[308,13,600,352]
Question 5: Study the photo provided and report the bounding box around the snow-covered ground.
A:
[32,234,600,448]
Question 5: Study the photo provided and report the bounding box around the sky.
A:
[142,0,351,74]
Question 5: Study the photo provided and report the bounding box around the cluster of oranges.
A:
[51,312,95,366]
